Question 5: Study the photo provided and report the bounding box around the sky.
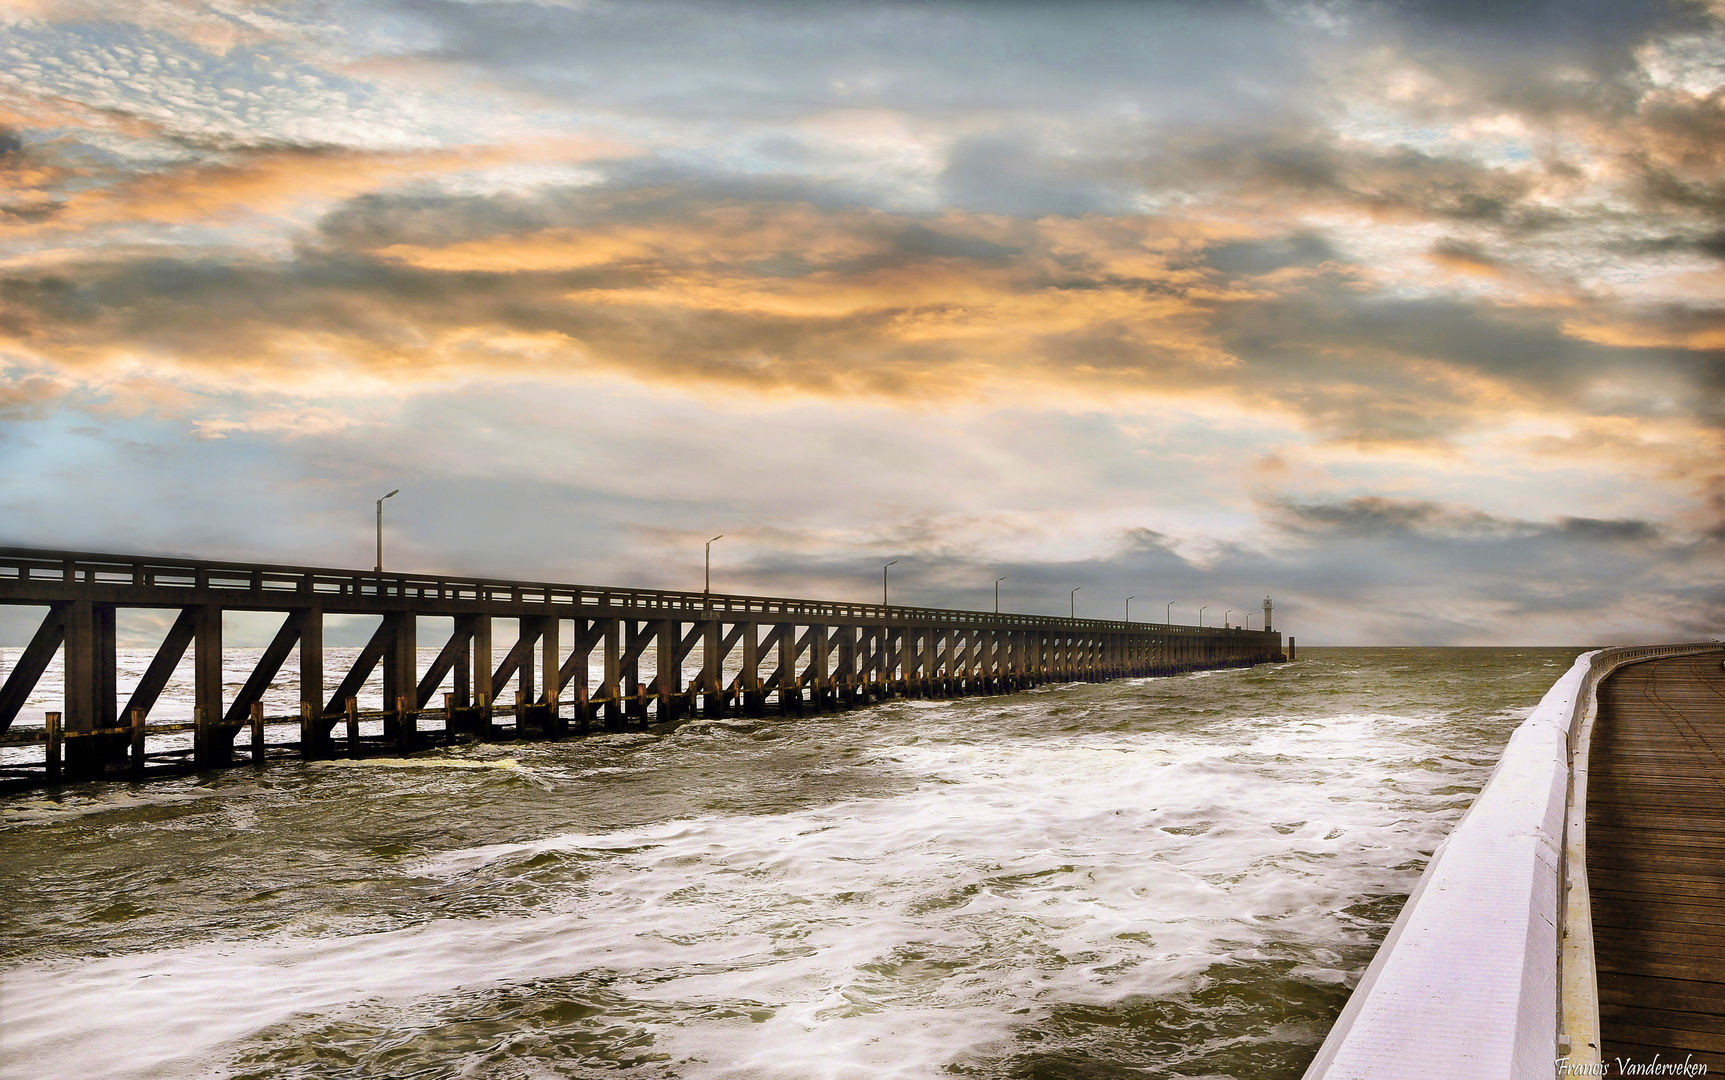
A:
[0,0,1722,646]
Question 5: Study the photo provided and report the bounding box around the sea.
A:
[0,646,1584,1080]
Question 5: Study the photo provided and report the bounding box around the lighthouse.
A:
[1263,596,1273,633]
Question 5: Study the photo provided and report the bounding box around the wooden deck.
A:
[1589,653,1725,1072]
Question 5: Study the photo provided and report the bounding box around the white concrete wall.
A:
[1301,654,1594,1080]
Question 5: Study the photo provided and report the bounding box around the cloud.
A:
[2,0,1722,649]
[1,166,1721,465]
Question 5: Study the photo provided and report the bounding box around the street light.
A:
[1166,600,1176,624]
[1126,596,1135,622]
[995,575,1007,613]
[704,534,724,596]
[884,560,898,606]
[374,489,399,572]
[1224,609,1232,629]
[1245,613,1256,630]
[1070,586,1082,618]
[1198,605,1207,627]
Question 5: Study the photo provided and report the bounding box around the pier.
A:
[1302,641,1725,1080]
[0,547,1285,785]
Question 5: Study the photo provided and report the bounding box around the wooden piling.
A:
[45,711,61,781]
[130,707,146,778]
[250,701,265,766]
[397,694,414,753]
[345,696,360,757]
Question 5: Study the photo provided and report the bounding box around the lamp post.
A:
[1126,596,1135,622]
[1070,586,1081,618]
[884,560,897,607]
[1166,600,1175,624]
[1198,605,1207,627]
[705,534,723,596]
[374,489,399,573]
[995,575,1007,613]
[1245,613,1256,630]
[1224,609,1232,629]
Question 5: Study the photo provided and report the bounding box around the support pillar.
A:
[295,608,329,757]
[473,614,494,732]
[657,618,678,724]
[192,604,227,768]
[811,624,830,712]
[381,611,416,739]
[778,623,797,715]
[741,622,762,717]
[602,618,622,730]
[702,619,723,718]
[62,601,120,777]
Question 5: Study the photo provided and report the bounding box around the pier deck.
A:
[1588,653,1725,1069]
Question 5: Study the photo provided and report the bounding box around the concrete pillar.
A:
[622,620,644,722]
[602,618,621,728]
[62,601,119,777]
[381,611,416,739]
[192,604,226,767]
[898,627,915,694]
[742,622,764,716]
[294,608,329,756]
[702,619,723,718]
[812,624,830,711]
[540,615,560,706]
[473,614,493,715]
[657,618,678,722]
[778,623,797,714]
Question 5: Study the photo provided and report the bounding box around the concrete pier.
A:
[0,547,1286,785]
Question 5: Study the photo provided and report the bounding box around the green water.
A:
[0,647,1584,1079]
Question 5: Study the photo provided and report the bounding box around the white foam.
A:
[1,696,1468,1079]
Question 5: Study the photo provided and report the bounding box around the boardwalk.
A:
[1588,653,1725,1071]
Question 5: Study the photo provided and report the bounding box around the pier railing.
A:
[0,546,1249,634]
[1302,641,1724,1080]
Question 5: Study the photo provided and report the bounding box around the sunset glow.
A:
[2,0,1722,643]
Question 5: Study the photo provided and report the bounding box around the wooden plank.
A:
[1603,1004,1725,1037]
[1590,655,1725,1061]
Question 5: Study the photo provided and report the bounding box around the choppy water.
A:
[0,647,1581,1079]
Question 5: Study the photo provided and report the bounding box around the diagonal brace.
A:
[224,614,301,726]
[0,603,67,733]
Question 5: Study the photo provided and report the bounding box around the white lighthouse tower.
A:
[1263,596,1273,633]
